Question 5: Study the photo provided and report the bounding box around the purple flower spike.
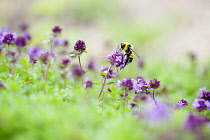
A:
[193,98,207,112]
[60,58,70,69]
[52,26,62,35]
[107,50,125,68]
[149,78,161,89]
[72,65,84,78]
[28,47,42,63]
[74,40,86,52]
[133,77,150,94]
[176,99,188,107]
[2,33,16,45]
[117,77,135,91]
[86,80,93,88]
[87,60,96,70]
[15,36,26,47]
[184,114,208,130]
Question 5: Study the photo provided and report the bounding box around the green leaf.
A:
[102,61,110,63]
[100,71,108,75]
[93,83,101,85]
[69,54,78,57]
[106,82,114,85]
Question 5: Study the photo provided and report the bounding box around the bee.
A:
[118,42,140,66]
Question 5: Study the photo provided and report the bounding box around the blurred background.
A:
[1,0,210,63]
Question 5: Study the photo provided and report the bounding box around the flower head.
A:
[176,99,188,107]
[74,40,86,52]
[198,87,210,101]
[107,50,125,69]
[2,33,16,45]
[133,77,150,94]
[28,46,42,63]
[149,78,161,89]
[87,60,96,70]
[85,80,93,88]
[117,78,135,91]
[184,114,208,130]
[193,98,207,112]
[59,58,70,69]
[15,36,26,47]
[71,65,84,78]
[52,26,62,35]
[100,67,117,79]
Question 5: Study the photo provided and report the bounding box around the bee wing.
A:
[130,48,140,59]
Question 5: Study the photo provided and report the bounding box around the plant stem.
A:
[50,37,55,53]
[98,65,113,99]
[78,55,84,73]
[152,89,156,101]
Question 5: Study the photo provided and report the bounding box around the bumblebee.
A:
[118,42,140,66]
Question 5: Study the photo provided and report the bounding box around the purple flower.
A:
[15,36,26,47]
[100,67,117,79]
[198,87,210,101]
[28,47,42,63]
[87,60,96,70]
[74,40,86,52]
[149,78,161,89]
[107,50,125,69]
[53,38,62,46]
[2,33,16,45]
[193,98,207,112]
[22,31,31,41]
[60,58,70,69]
[86,80,93,88]
[142,101,171,122]
[133,77,150,94]
[117,78,135,91]
[72,65,84,78]
[205,100,210,110]
[0,83,4,88]
[62,40,69,47]
[176,99,188,107]
[52,26,62,35]
[184,114,208,130]
[19,23,28,31]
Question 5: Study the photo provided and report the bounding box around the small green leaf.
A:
[69,54,78,57]
[100,71,108,75]
[102,61,110,63]
[106,82,114,85]
[93,83,101,85]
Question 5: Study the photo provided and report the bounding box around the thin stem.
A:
[98,65,113,99]
[45,63,51,81]
[78,56,84,73]
[152,89,156,101]
[50,37,55,53]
